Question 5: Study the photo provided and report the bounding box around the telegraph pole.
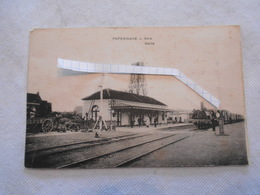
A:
[128,62,147,96]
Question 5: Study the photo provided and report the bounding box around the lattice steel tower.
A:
[128,62,147,96]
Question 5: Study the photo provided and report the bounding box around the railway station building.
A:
[82,89,170,127]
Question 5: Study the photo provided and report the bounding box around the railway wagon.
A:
[191,109,244,130]
[220,110,232,124]
[220,110,244,124]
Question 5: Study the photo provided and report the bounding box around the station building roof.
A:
[82,89,166,106]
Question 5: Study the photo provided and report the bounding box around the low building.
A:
[27,92,52,118]
[168,110,192,123]
[82,89,170,127]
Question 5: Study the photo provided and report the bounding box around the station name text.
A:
[112,37,155,45]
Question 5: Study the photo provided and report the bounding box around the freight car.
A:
[191,109,244,130]
[220,110,244,124]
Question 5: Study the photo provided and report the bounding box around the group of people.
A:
[130,116,158,128]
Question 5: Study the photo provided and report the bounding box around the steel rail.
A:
[115,135,190,167]
[57,133,178,169]
[26,133,137,154]
[26,133,149,160]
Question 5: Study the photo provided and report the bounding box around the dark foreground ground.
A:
[25,122,248,168]
[128,122,248,167]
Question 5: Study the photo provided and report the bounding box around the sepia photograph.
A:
[25,26,248,168]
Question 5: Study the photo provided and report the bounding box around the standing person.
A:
[211,111,216,131]
[138,117,142,127]
[82,112,89,132]
[211,117,216,131]
[130,117,135,128]
[215,110,222,135]
[146,116,150,128]
[154,117,158,128]
[218,115,224,135]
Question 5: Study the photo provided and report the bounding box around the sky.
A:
[27,27,246,115]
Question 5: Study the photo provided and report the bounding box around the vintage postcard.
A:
[25,26,248,168]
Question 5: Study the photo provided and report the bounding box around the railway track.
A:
[25,133,138,158]
[25,132,192,168]
[58,133,191,169]
[115,135,189,167]
[25,133,151,167]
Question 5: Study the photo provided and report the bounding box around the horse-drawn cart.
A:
[26,114,95,134]
[27,117,56,133]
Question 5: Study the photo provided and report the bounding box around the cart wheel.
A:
[42,119,53,133]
